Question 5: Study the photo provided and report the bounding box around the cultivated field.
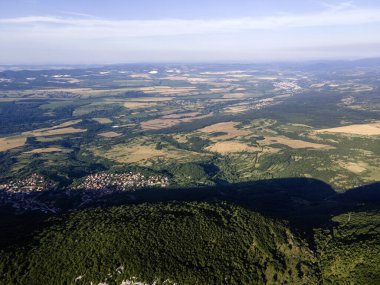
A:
[206,141,261,154]
[23,127,86,137]
[0,136,26,152]
[316,122,380,136]
[198,122,251,140]
[98,132,121,138]
[141,113,212,130]
[25,147,65,154]
[260,136,334,149]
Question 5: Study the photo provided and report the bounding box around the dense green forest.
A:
[0,202,318,285]
[1,179,379,285]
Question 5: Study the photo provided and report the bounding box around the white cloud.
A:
[0,5,380,38]
[0,3,380,63]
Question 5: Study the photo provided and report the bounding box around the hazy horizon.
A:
[1,0,380,64]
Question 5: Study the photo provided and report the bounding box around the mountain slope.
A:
[0,202,318,285]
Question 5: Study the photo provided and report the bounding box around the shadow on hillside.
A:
[88,177,380,235]
[0,177,379,249]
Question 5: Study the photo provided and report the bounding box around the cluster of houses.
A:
[273,81,302,93]
[0,174,58,213]
[249,81,302,110]
[0,172,170,212]
[0,173,53,193]
[72,172,170,191]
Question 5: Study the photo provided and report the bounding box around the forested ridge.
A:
[0,179,379,285]
[1,202,318,285]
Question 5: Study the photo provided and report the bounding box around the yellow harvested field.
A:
[0,136,26,152]
[206,141,261,154]
[52,120,82,128]
[93,117,112,124]
[25,147,64,154]
[222,93,247,99]
[141,113,212,130]
[224,104,249,113]
[141,119,178,129]
[261,136,333,149]
[23,127,86,137]
[315,122,380,136]
[123,102,158,109]
[338,161,367,173]
[98,131,121,138]
[198,122,251,140]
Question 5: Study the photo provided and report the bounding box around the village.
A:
[0,172,170,213]
[72,172,169,191]
[0,173,58,213]
[70,172,170,207]
[0,173,53,193]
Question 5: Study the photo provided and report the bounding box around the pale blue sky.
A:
[0,0,380,64]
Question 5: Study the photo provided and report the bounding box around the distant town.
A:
[0,172,170,213]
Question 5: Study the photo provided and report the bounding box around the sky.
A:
[0,0,380,64]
